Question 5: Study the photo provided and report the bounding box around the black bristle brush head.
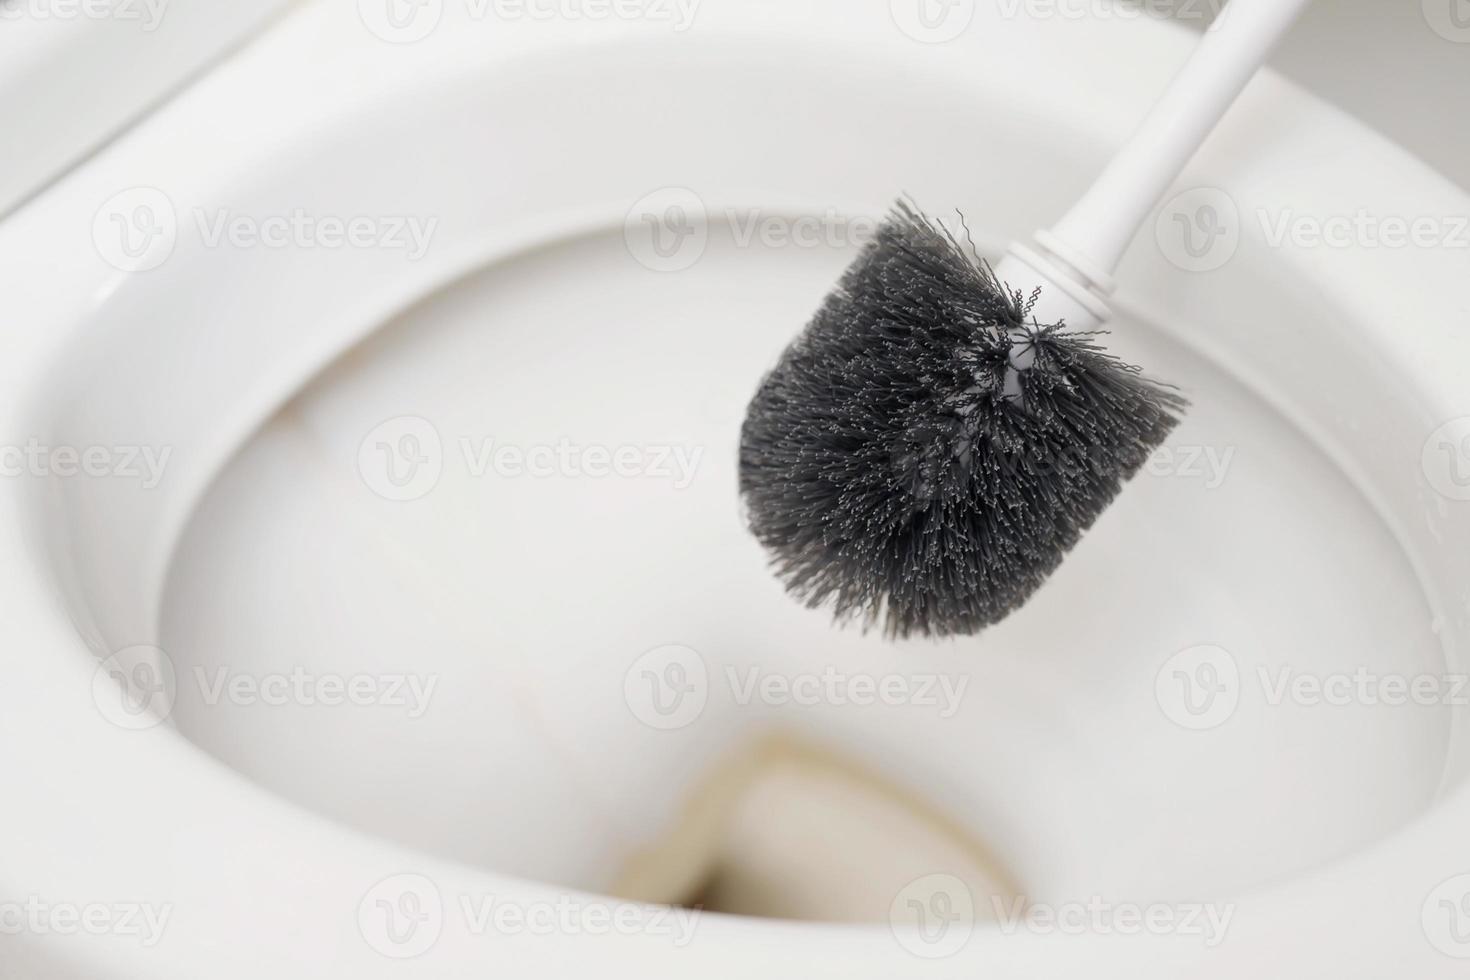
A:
[739,200,1187,640]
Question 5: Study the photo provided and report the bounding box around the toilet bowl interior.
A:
[152,220,1456,917]
[23,10,1470,928]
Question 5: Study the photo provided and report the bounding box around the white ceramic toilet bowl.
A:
[2,1,1469,977]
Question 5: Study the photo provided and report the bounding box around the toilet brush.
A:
[739,0,1313,639]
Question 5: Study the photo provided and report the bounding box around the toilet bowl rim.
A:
[0,3,1468,975]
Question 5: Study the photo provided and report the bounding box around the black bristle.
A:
[739,200,1187,639]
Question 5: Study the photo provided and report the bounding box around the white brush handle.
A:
[996,0,1313,337]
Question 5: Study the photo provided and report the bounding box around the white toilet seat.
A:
[2,1,1469,976]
